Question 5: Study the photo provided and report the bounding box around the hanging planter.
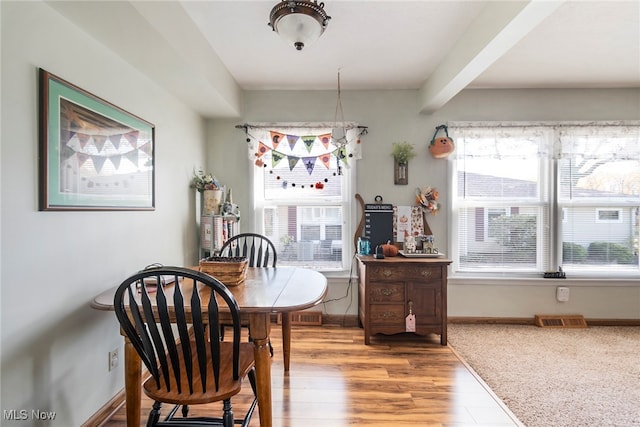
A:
[391,142,416,185]
[429,124,455,158]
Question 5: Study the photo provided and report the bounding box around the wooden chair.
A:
[218,233,295,370]
[113,266,257,427]
[219,233,277,268]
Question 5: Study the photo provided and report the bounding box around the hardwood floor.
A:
[102,325,522,427]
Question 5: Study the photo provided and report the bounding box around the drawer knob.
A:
[382,269,393,277]
[381,288,393,296]
[421,270,432,278]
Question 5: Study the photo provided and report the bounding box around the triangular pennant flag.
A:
[270,131,284,150]
[302,156,316,175]
[138,142,152,156]
[301,136,316,153]
[62,129,75,146]
[287,155,300,171]
[124,130,139,148]
[271,151,285,168]
[338,147,350,168]
[77,133,91,149]
[124,149,139,167]
[93,135,107,152]
[60,145,75,162]
[92,155,107,174]
[109,155,122,171]
[109,134,122,150]
[257,141,271,157]
[334,147,347,160]
[318,133,331,149]
[320,154,332,169]
[287,134,299,151]
[76,152,90,168]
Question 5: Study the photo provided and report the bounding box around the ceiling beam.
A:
[47,1,242,118]
[418,0,565,114]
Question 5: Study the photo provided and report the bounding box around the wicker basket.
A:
[199,256,248,287]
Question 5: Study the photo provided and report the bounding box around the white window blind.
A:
[452,125,552,273]
[558,125,640,273]
[246,123,361,271]
[451,122,640,277]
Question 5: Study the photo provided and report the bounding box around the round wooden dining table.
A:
[91,266,328,427]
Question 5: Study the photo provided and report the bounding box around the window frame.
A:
[248,124,359,274]
[450,122,640,280]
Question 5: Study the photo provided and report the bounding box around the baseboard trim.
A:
[81,388,125,427]
[448,316,640,326]
[322,314,360,327]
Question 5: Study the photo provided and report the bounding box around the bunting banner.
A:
[243,123,364,189]
[60,130,151,174]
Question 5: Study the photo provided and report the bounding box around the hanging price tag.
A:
[405,300,416,332]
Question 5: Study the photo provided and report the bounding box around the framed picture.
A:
[39,68,155,210]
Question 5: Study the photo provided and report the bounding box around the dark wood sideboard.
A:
[356,255,452,345]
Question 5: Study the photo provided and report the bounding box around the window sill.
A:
[449,274,640,287]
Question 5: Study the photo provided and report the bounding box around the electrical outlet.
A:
[556,286,570,302]
[108,348,119,371]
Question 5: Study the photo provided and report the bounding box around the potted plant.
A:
[191,169,223,215]
[391,142,416,185]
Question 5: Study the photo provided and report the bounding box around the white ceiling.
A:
[49,1,640,117]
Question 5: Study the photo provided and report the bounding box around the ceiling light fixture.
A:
[268,1,331,51]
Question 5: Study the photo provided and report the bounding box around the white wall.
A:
[1,2,638,424]
[208,88,640,320]
[1,2,207,425]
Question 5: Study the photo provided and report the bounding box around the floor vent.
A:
[535,314,588,328]
[277,311,322,326]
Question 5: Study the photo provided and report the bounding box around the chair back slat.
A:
[189,280,210,392]
[172,281,194,394]
[139,281,172,391]
[154,279,182,394]
[124,284,159,383]
[113,267,244,396]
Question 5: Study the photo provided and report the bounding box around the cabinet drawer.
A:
[368,264,442,282]
[368,282,404,303]
[369,305,405,325]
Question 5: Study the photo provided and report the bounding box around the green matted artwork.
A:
[38,68,155,211]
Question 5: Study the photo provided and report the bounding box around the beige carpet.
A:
[447,324,640,427]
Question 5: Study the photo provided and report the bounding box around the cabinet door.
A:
[406,281,441,326]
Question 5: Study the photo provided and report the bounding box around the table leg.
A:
[249,312,272,427]
[124,336,142,427]
[281,312,291,372]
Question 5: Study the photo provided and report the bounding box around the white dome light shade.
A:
[269,1,331,51]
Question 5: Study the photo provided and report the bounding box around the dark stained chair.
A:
[219,233,278,268]
[113,266,257,427]
[218,233,296,370]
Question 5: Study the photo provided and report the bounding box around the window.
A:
[596,209,622,223]
[451,122,640,277]
[247,123,361,271]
